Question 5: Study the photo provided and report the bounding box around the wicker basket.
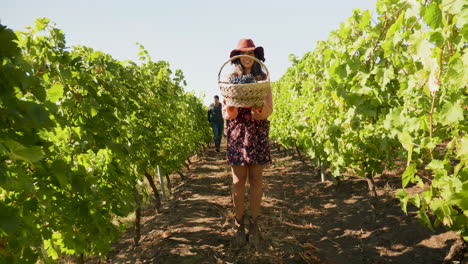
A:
[218,55,270,107]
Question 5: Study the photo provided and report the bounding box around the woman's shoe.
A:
[231,216,247,248]
[248,216,261,248]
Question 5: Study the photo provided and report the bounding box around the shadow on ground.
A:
[88,141,464,264]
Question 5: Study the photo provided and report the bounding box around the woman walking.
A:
[222,39,273,247]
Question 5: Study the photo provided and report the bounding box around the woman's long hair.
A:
[231,57,267,81]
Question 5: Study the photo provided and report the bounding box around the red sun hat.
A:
[229,39,265,62]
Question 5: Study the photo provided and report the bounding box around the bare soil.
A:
[89,140,465,264]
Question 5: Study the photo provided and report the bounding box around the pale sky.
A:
[2,0,377,105]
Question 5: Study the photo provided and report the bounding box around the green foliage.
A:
[271,0,467,241]
[0,19,210,263]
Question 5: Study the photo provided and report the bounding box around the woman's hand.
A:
[223,99,238,120]
[226,106,237,114]
[251,105,265,120]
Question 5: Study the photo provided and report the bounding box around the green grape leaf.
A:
[44,239,59,260]
[396,189,409,214]
[30,82,47,102]
[438,101,464,125]
[429,31,444,47]
[457,136,468,159]
[26,103,52,128]
[457,2,468,27]
[51,160,70,188]
[402,163,417,188]
[10,146,44,163]
[445,55,466,92]
[418,209,435,231]
[442,0,464,15]
[0,24,21,57]
[430,198,454,226]
[71,171,87,194]
[423,2,443,29]
[47,82,63,103]
[448,189,468,211]
[35,18,50,30]
[411,194,421,208]
[421,137,437,149]
[426,159,445,170]
[0,204,21,234]
[462,24,468,41]
[398,132,413,151]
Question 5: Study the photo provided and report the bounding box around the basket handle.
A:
[217,55,270,82]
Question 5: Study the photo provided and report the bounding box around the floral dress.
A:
[226,108,271,166]
[225,74,271,166]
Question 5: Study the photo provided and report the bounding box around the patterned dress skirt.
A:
[225,107,271,166]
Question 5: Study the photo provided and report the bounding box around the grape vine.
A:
[0,19,211,263]
[271,0,467,242]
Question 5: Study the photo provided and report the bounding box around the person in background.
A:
[208,95,224,152]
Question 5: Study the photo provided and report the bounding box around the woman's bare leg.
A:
[231,165,248,220]
[248,164,264,220]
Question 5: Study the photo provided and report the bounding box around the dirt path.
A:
[96,140,463,264]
